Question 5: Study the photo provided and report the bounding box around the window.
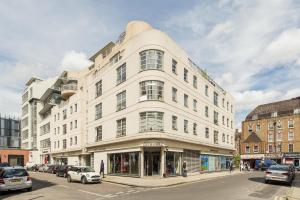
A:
[63,139,67,149]
[116,91,126,111]
[63,109,67,120]
[231,105,233,113]
[271,112,277,117]
[95,80,102,97]
[288,131,294,140]
[75,120,77,128]
[172,59,177,74]
[227,102,229,111]
[54,128,56,135]
[277,144,282,152]
[70,106,73,114]
[57,127,60,134]
[54,115,56,122]
[140,49,163,71]
[95,103,102,120]
[222,98,225,108]
[268,144,273,153]
[57,141,60,148]
[184,94,188,107]
[256,124,261,131]
[184,120,188,133]
[214,131,219,144]
[268,122,274,130]
[213,92,218,106]
[172,87,177,102]
[140,80,164,101]
[253,145,259,153]
[70,138,73,146]
[245,145,250,153]
[63,124,67,135]
[172,115,177,130]
[231,121,233,129]
[288,144,294,152]
[227,118,229,127]
[205,106,209,117]
[116,63,126,84]
[268,132,273,142]
[139,112,164,132]
[222,116,225,125]
[205,85,209,96]
[231,136,233,144]
[193,99,197,111]
[184,68,188,82]
[193,123,197,135]
[70,122,73,130]
[74,136,77,145]
[277,132,282,141]
[288,119,294,128]
[117,118,126,137]
[276,121,282,129]
[227,135,229,143]
[74,104,77,112]
[193,75,197,88]
[214,111,219,125]
[222,133,225,142]
[205,127,209,138]
[54,141,56,149]
[58,113,60,120]
[95,125,102,141]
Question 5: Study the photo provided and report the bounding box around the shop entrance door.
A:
[144,150,160,176]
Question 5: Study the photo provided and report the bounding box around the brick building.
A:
[241,97,300,168]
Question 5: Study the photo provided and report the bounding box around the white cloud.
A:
[60,50,92,71]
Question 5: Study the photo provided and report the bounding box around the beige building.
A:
[21,21,235,177]
[241,97,300,169]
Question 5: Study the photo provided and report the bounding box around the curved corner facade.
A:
[21,21,235,177]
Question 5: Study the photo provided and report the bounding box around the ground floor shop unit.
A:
[88,139,234,178]
[282,153,300,168]
[0,149,29,166]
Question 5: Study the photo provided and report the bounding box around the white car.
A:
[0,166,32,194]
[67,166,101,184]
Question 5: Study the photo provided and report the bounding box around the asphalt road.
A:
[0,171,296,200]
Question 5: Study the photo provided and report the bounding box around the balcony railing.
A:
[62,83,77,91]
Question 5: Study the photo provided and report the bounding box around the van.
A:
[255,159,277,170]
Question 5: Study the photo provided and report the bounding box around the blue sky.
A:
[0,0,300,128]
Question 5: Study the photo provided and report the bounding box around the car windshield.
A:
[269,165,289,171]
[81,167,95,172]
[1,169,28,178]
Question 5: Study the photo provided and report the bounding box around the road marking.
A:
[115,191,124,194]
[78,189,106,198]
[57,185,69,188]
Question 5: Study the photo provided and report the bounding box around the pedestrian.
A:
[182,161,187,177]
[230,160,233,173]
[100,160,105,178]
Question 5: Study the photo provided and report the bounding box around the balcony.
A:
[61,83,77,99]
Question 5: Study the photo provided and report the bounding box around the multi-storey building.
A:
[0,114,29,166]
[21,21,235,177]
[241,97,300,169]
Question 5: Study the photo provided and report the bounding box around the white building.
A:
[21,21,235,177]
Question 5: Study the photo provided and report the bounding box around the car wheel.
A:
[27,187,33,192]
[81,176,87,184]
[265,180,269,184]
[67,175,72,183]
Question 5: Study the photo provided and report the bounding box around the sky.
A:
[0,0,300,129]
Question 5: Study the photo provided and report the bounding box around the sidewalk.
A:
[287,173,300,200]
[103,170,244,188]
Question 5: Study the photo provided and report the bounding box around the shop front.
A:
[200,153,232,172]
[283,153,300,168]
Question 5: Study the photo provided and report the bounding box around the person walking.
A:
[182,161,187,177]
[100,160,105,178]
[229,160,233,173]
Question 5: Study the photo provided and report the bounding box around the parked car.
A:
[46,165,59,174]
[265,164,294,186]
[67,166,101,184]
[25,162,36,171]
[0,163,10,169]
[0,166,32,194]
[255,159,277,170]
[56,165,72,178]
[38,164,46,172]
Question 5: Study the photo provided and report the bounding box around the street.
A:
[1,171,297,200]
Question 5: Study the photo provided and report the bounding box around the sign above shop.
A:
[283,153,300,158]
[142,139,165,147]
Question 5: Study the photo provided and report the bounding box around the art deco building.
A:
[21,21,235,177]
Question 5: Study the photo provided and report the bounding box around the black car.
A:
[56,165,72,178]
[0,162,10,168]
[47,165,60,174]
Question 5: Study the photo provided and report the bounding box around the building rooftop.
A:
[244,132,262,143]
[26,77,43,86]
[245,97,300,121]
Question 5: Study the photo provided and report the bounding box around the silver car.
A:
[0,166,32,194]
[265,164,293,186]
